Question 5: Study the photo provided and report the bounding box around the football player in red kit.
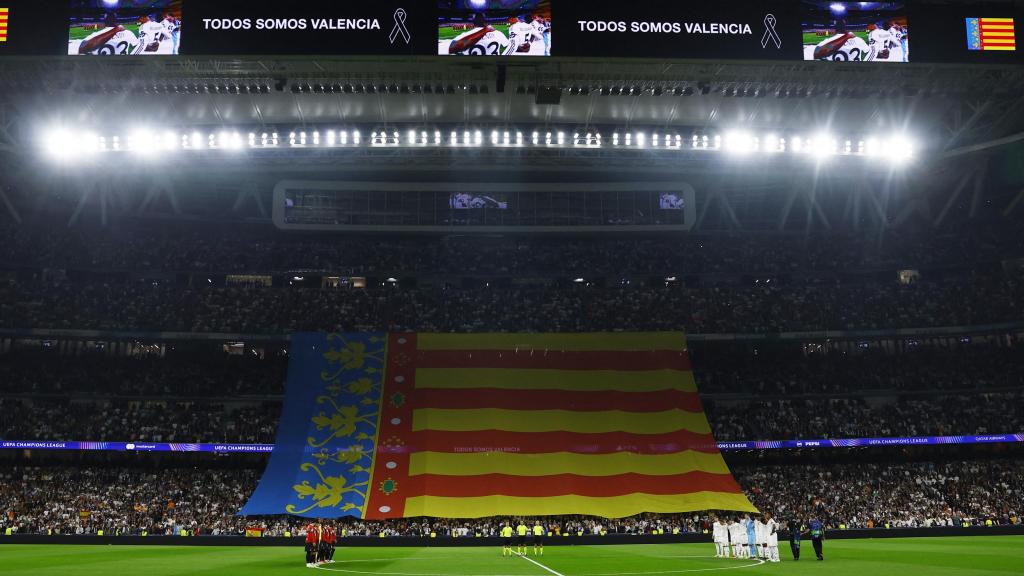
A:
[304,522,321,568]
[323,522,337,563]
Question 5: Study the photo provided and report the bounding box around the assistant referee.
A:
[500,522,514,556]
[532,521,545,556]
[516,521,529,555]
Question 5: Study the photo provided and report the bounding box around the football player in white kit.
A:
[71,13,139,55]
[160,12,180,55]
[531,15,550,56]
[506,15,542,55]
[728,519,746,558]
[712,516,727,558]
[809,20,871,61]
[888,22,905,61]
[764,512,781,563]
[866,22,895,61]
[446,13,510,55]
[135,14,172,54]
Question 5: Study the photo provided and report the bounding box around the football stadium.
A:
[1,0,1023,575]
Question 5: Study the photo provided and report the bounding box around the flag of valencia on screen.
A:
[966,18,1015,51]
[240,332,756,520]
[0,7,9,42]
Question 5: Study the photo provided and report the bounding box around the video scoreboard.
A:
[0,0,1019,64]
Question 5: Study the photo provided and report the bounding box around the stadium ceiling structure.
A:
[0,56,1022,231]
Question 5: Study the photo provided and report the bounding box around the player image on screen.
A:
[68,0,182,56]
[438,0,551,57]
[801,1,908,62]
[450,192,509,209]
[659,193,685,210]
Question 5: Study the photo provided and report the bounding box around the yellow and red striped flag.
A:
[0,8,9,43]
[242,332,756,519]
[370,332,755,518]
[966,18,1016,51]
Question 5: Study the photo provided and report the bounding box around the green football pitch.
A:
[802,31,870,45]
[2,537,1022,575]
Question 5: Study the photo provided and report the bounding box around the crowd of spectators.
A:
[0,352,286,397]
[1,391,1020,445]
[1,274,1021,334]
[695,344,1024,394]
[3,391,1021,444]
[2,343,1019,397]
[739,460,1023,529]
[1,343,1021,443]
[706,392,1024,441]
[1,459,1019,537]
[2,221,1022,277]
[0,399,280,444]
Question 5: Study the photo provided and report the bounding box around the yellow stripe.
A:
[403,492,758,518]
[417,332,686,351]
[983,45,1016,50]
[980,18,1014,23]
[408,451,730,477]
[359,338,389,518]
[412,408,711,435]
[982,32,1016,37]
[416,368,697,392]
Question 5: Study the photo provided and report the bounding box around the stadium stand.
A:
[1,273,1021,334]
[1,457,1019,536]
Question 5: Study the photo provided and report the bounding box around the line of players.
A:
[446,13,550,56]
[500,520,547,557]
[72,12,179,56]
[810,20,908,62]
[303,521,338,569]
[711,512,781,563]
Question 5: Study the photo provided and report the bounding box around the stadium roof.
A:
[0,56,1022,230]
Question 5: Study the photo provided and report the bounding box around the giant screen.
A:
[0,0,1019,64]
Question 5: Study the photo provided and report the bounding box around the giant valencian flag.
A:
[240,332,756,519]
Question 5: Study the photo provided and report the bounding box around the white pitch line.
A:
[515,552,567,576]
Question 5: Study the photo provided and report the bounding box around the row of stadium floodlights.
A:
[40,128,915,164]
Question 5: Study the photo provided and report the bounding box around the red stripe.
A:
[396,429,721,454]
[363,332,418,520]
[416,349,692,371]
[403,471,744,498]
[411,388,705,413]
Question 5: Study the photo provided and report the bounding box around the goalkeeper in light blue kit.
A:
[744,514,757,558]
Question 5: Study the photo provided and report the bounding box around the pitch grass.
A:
[802,31,871,45]
[1,537,1021,575]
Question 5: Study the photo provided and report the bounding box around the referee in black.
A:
[808,517,825,560]
[786,518,802,560]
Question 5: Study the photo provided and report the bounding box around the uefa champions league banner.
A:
[0,0,1019,64]
[3,434,1023,453]
[0,440,275,452]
